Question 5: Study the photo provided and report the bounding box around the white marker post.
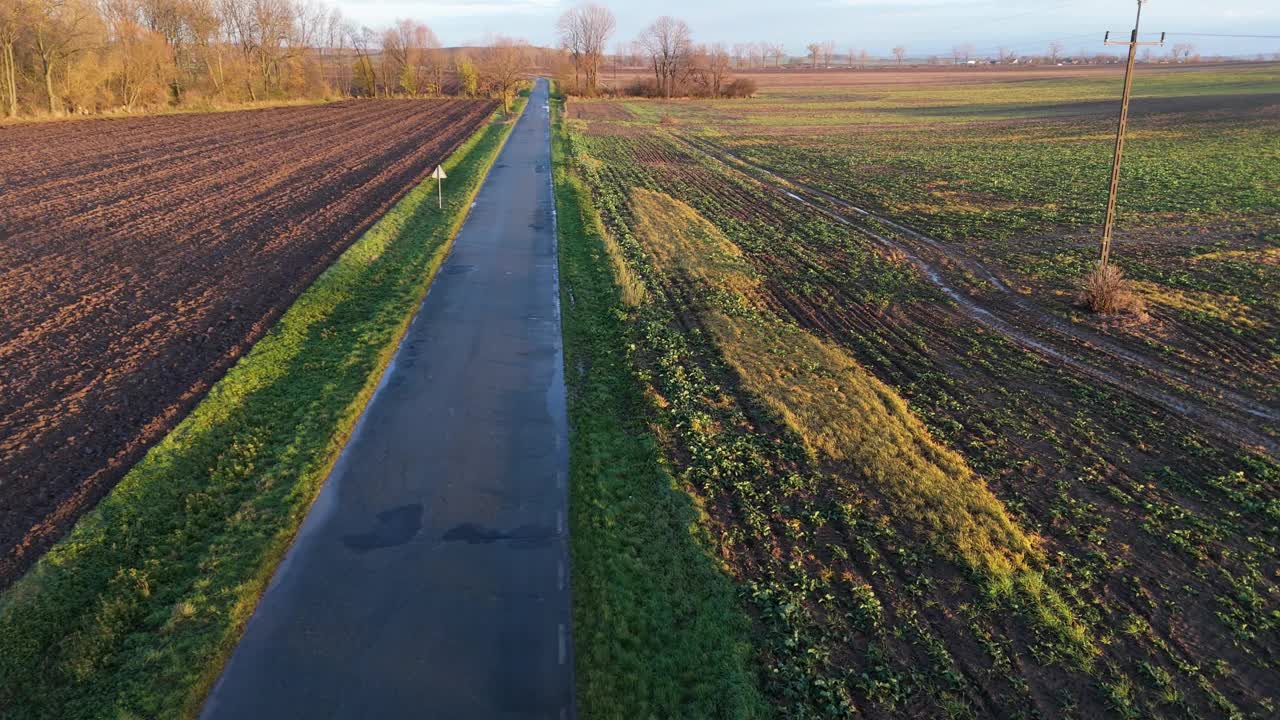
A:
[432,165,447,209]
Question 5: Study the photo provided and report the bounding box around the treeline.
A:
[556,4,754,99]
[0,0,541,119]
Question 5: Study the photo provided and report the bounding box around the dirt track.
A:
[0,98,496,587]
[680,134,1280,458]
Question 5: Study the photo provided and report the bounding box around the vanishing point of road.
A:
[201,79,573,719]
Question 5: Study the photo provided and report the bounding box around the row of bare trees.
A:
[732,42,787,69]
[556,4,753,99]
[633,17,752,98]
[556,2,611,97]
[0,0,533,118]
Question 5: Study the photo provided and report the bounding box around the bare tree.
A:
[1171,42,1194,63]
[580,2,614,93]
[705,42,729,96]
[806,42,820,68]
[102,0,160,109]
[219,0,297,100]
[767,42,786,68]
[1048,40,1063,64]
[557,2,613,96]
[345,21,377,96]
[383,19,438,96]
[557,7,582,90]
[316,3,344,94]
[31,0,96,113]
[858,49,869,69]
[479,35,528,113]
[892,45,906,66]
[952,43,974,64]
[382,20,410,93]
[638,15,689,98]
[0,0,25,117]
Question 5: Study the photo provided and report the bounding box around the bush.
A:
[1080,264,1148,318]
[659,114,679,126]
[624,78,660,98]
[722,79,758,99]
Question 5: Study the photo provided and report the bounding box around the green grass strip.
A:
[552,93,768,719]
[0,98,523,720]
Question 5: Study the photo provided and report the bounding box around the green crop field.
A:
[557,64,1280,719]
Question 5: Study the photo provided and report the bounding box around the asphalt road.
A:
[201,79,573,720]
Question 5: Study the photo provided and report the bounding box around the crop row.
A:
[562,107,1280,717]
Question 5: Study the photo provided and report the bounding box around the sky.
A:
[332,0,1280,58]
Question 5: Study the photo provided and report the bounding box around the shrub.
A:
[659,114,679,126]
[722,78,758,99]
[1080,264,1148,318]
[624,78,661,98]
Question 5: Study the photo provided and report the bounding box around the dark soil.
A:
[0,98,497,588]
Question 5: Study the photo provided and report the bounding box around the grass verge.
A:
[0,99,523,720]
[552,93,767,718]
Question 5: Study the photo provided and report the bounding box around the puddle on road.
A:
[442,522,554,547]
[341,503,423,553]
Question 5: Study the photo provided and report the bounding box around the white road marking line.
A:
[556,510,564,535]
[557,624,566,665]
[557,560,565,591]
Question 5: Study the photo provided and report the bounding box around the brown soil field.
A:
[0,98,497,588]
[596,61,1280,92]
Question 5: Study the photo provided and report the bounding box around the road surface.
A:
[201,79,573,720]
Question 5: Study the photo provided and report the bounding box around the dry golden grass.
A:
[629,187,1096,660]
[1189,247,1280,266]
[571,151,646,307]
[634,190,1020,574]
[1080,263,1148,318]
[1132,280,1259,328]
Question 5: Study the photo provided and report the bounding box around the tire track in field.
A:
[676,133,1279,459]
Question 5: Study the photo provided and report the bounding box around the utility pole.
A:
[1098,1,1165,267]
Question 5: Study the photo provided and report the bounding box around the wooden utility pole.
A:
[1098,1,1165,267]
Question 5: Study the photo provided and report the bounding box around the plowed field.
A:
[0,98,497,587]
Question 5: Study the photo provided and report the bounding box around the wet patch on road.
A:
[341,504,424,553]
[442,522,555,547]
